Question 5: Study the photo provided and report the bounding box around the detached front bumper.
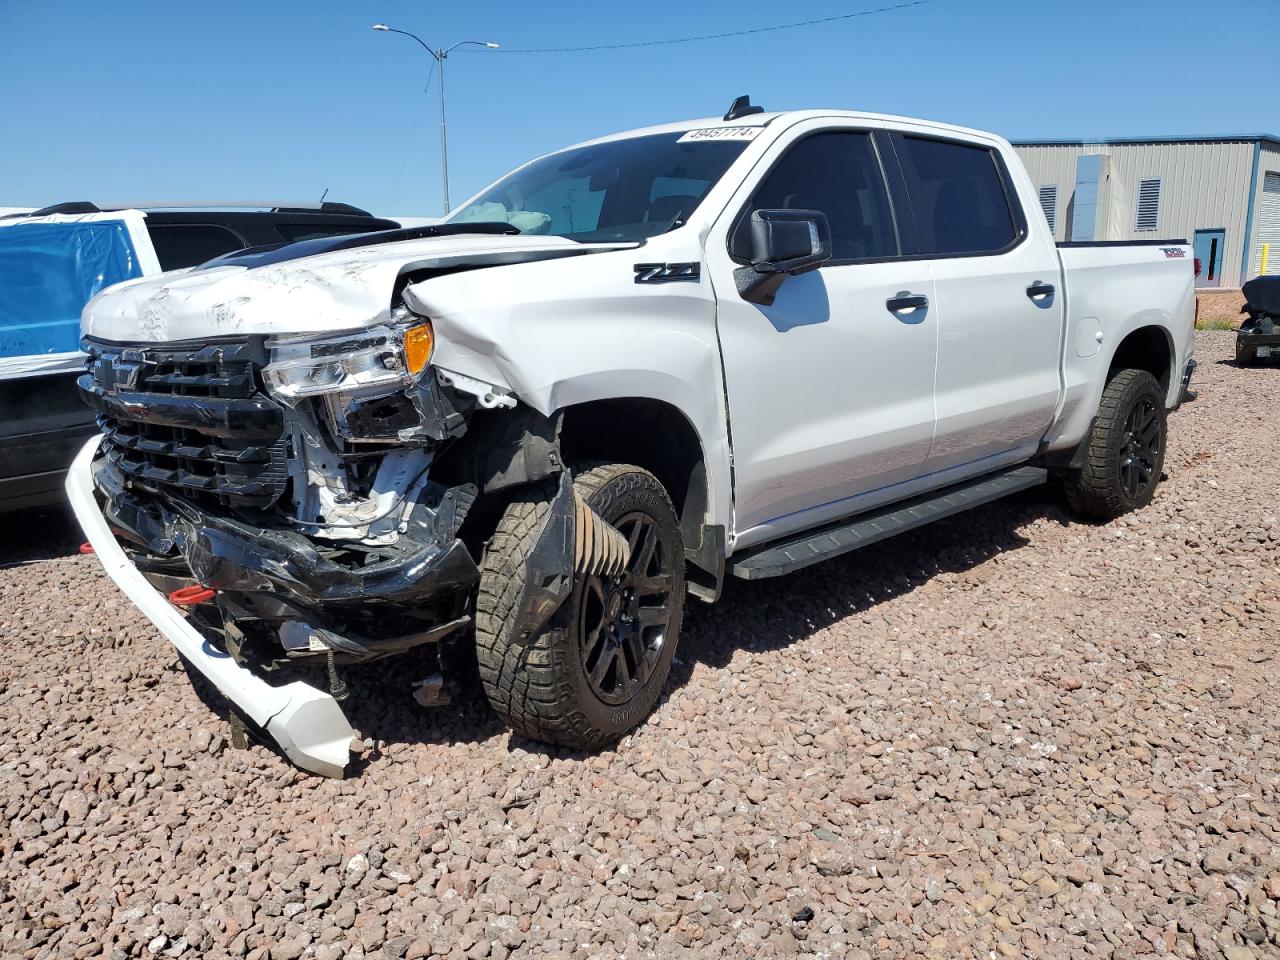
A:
[65,437,355,777]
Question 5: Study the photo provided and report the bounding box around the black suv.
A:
[0,202,401,512]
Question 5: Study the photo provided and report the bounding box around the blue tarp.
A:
[0,219,143,359]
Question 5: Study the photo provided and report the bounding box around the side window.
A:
[732,131,897,262]
[147,224,246,270]
[893,135,1019,256]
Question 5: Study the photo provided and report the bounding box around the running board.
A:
[729,465,1047,580]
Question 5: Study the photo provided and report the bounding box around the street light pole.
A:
[372,25,499,215]
[437,51,449,213]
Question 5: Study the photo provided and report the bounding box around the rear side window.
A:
[147,224,246,270]
[732,131,897,262]
[893,135,1019,256]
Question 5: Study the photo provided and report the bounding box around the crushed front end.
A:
[70,313,527,774]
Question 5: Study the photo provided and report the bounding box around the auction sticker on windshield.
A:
[677,127,763,143]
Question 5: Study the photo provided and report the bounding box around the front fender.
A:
[403,249,734,532]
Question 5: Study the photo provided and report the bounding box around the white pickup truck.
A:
[68,99,1197,776]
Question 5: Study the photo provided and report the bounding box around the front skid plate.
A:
[65,437,353,777]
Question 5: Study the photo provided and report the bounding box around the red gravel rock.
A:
[1,332,1278,958]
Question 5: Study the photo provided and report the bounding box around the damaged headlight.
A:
[264,316,456,445]
[263,317,434,403]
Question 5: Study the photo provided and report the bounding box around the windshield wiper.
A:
[655,209,686,236]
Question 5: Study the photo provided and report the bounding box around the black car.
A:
[1237,275,1280,366]
[0,202,400,512]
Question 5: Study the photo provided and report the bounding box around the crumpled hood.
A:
[82,232,627,343]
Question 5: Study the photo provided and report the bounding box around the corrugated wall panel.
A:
[1014,141,1256,285]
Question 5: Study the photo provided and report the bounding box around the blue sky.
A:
[2,0,1276,218]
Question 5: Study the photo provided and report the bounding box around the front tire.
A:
[1062,368,1167,520]
[475,463,685,749]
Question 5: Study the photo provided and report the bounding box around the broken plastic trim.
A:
[506,471,632,643]
[571,487,629,577]
[65,438,354,778]
[94,457,480,609]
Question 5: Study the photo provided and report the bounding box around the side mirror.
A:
[735,209,832,305]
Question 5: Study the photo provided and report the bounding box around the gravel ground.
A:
[2,331,1278,960]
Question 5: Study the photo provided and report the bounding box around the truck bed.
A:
[1041,240,1197,456]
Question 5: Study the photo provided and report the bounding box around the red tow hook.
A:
[78,542,95,555]
[169,584,216,606]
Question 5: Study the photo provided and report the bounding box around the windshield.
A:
[449,131,750,243]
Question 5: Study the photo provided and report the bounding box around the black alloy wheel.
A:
[577,512,676,706]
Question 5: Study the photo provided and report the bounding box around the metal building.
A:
[1013,135,1280,288]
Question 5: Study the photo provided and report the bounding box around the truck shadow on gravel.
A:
[667,488,1056,683]
[0,503,83,567]
[178,489,1065,774]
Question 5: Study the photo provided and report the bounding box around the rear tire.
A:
[1062,368,1167,521]
[475,463,685,749]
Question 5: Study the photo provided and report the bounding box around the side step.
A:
[729,465,1047,580]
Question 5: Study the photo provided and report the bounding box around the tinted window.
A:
[733,132,897,262]
[450,132,748,243]
[147,224,245,270]
[893,136,1018,256]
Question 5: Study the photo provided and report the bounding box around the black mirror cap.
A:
[737,211,834,308]
[735,209,832,306]
[750,209,832,274]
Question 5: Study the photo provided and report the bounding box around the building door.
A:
[1194,229,1226,287]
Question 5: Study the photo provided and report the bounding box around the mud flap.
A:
[508,471,630,643]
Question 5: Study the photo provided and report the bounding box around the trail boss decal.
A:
[677,127,763,143]
[1161,247,1186,259]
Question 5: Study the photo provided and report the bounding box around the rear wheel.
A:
[475,463,684,749]
[1062,368,1167,520]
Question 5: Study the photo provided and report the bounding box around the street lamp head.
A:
[371,23,390,31]
[484,42,500,48]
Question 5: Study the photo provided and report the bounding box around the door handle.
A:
[886,292,929,315]
[1026,281,1055,302]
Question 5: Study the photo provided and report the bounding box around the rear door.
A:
[704,120,938,547]
[886,131,1063,473]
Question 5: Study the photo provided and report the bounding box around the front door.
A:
[1194,229,1226,287]
[704,123,938,548]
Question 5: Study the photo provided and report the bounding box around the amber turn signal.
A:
[402,321,435,375]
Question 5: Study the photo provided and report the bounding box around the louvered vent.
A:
[1038,185,1058,234]
[1135,177,1162,232]
[1254,171,1280,275]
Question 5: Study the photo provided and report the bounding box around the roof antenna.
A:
[723,95,764,122]
[319,186,330,207]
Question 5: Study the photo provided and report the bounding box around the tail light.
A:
[1194,257,1202,277]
